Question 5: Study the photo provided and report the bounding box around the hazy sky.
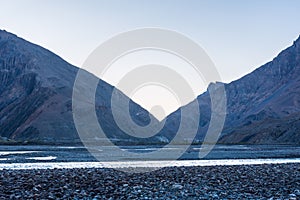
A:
[1,0,300,118]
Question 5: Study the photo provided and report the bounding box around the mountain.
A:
[219,36,300,144]
[0,30,166,145]
[164,35,300,144]
[1,29,300,145]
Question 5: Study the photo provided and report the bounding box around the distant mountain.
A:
[0,30,165,144]
[1,29,300,145]
[164,35,300,144]
[219,36,300,144]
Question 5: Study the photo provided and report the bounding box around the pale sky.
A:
[1,0,300,118]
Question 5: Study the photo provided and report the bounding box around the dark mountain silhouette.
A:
[1,29,300,145]
[164,35,300,144]
[0,30,166,144]
[219,36,300,144]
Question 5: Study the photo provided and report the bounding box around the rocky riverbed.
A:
[0,163,299,199]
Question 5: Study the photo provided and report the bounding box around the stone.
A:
[172,184,183,190]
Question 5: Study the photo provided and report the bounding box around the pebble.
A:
[0,163,299,199]
[172,184,183,189]
[289,193,297,200]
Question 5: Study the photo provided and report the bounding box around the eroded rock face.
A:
[219,36,300,144]
[1,29,300,145]
[164,35,300,144]
[0,31,58,143]
[0,30,159,144]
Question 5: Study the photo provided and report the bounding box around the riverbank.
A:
[1,145,300,163]
[0,163,299,199]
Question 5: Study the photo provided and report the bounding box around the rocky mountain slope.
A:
[164,35,300,144]
[0,30,164,144]
[1,29,300,145]
[219,36,300,144]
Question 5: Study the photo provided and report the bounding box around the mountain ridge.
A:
[0,29,165,145]
[1,29,300,144]
[158,34,300,144]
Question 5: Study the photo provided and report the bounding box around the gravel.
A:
[0,163,299,199]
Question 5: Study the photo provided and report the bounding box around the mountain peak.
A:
[0,29,160,145]
[0,29,17,40]
[295,34,300,42]
[0,29,8,34]
[293,35,300,46]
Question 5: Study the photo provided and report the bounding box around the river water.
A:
[0,145,299,169]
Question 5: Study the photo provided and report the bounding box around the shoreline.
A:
[1,158,300,170]
[0,163,299,199]
[1,144,300,163]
